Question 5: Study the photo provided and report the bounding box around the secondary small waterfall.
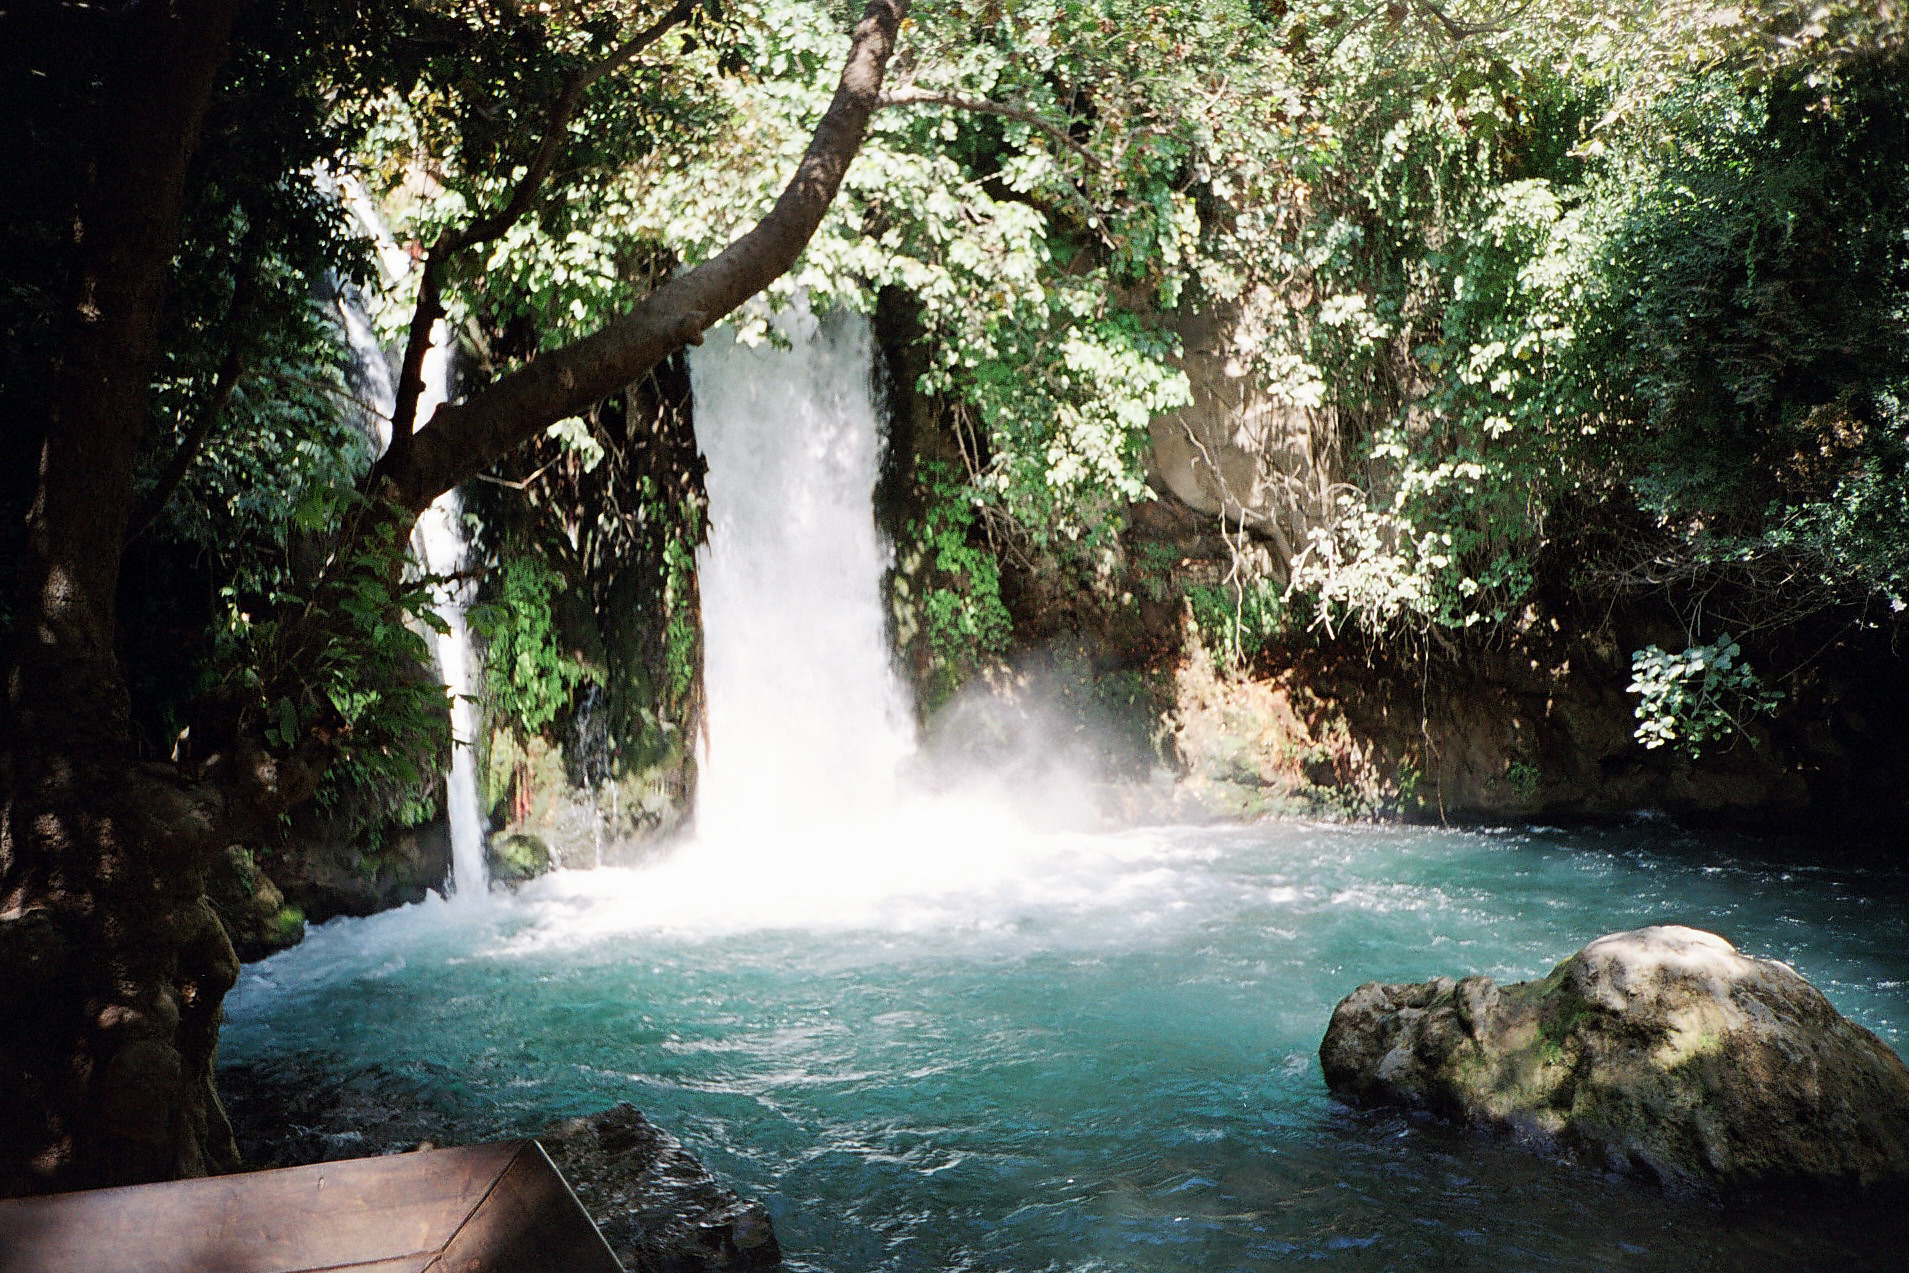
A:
[690,306,916,840]
[418,494,488,899]
[335,271,488,898]
[410,323,490,899]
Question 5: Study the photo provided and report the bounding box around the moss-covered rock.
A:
[205,846,305,963]
[487,831,553,884]
[487,733,692,870]
[255,809,453,926]
[1320,925,1909,1193]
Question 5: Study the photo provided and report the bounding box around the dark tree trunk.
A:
[0,0,249,1195]
[0,0,907,1196]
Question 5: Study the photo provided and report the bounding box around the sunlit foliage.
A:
[11,0,1904,778]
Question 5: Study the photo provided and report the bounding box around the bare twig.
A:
[473,458,559,490]
[1411,0,1506,41]
[877,85,1103,170]
[254,367,391,422]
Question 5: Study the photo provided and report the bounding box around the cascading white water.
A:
[690,306,917,841]
[410,323,490,899]
[329,174,489,898]
[418,501,488,899]
[493,300,1042,932]
[334,290,395,456]
[335,260,489,899]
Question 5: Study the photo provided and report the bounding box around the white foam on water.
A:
[497,819,1227,949]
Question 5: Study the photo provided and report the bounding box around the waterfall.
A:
[335,290,395,457]
[410,324,490,899]
[440,300,1069,928]
[418,492,488,900]
[690,306,916,840]
[328,173,490,898]
[335,272,489,898]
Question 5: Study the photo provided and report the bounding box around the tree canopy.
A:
[1,0,1906,1193]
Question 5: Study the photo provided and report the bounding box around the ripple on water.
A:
[222,821,1909,1271]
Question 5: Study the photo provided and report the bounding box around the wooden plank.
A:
[431,1143,624,1273]
[0,1143,520,1273]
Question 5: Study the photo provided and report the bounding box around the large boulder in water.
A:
[1320,925,1909,1192]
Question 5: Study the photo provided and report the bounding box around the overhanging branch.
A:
[1410,0,1515,41]
[369,0,913,513]
[388,0,702,447]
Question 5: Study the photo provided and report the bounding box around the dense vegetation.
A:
[9,0,1901,781]
[2,0,1905,1192]
[1,0,907,1194]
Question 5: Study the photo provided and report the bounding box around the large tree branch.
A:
[878,85,1103,170]
[388,0,702,446]
[370,0,912,512]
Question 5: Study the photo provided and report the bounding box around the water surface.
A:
[223,820,1909,1271]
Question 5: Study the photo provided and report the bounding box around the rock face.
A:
[255,806,453,927]
[1145,302,1341,568]
[1320,926,1909,1192]
[487,734,694,873]
[541,1106,780,1273]
[487,830,555,884]
[205,845,305,962]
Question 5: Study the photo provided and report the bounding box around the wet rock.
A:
[205,846,305,962]
[488,732,693,871]
[255,807,452,927]
[220,1061,780,1269]
[540,1105,781,1272]
[219,1061,452,1168]
[1321,925,1909,1193]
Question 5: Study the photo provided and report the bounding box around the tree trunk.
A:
[0,0,247,1195]
[0,0,908,1195]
